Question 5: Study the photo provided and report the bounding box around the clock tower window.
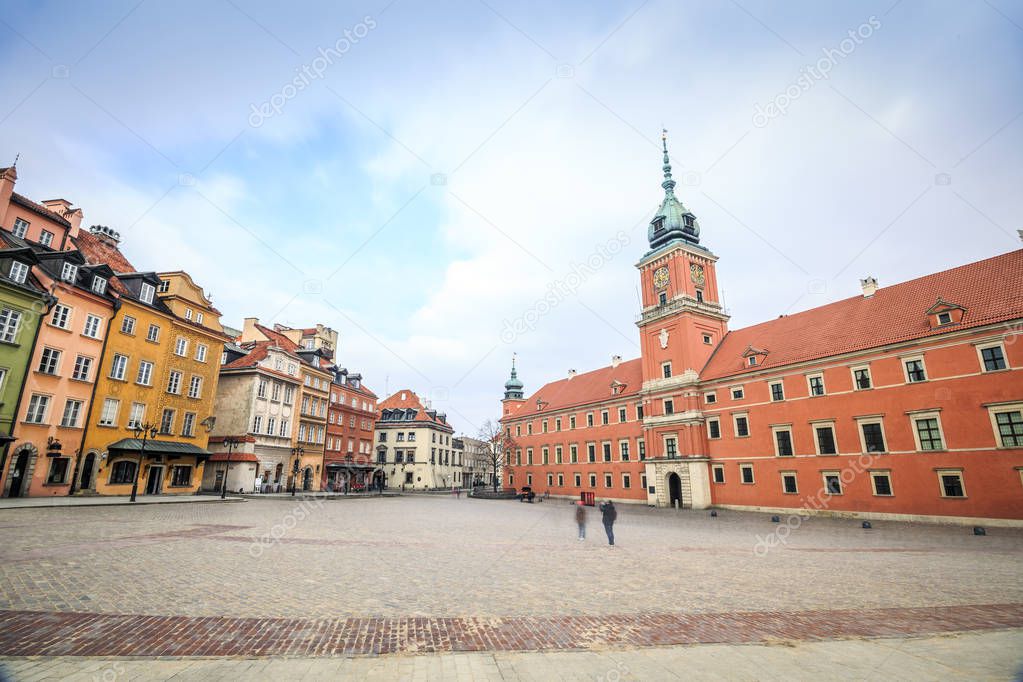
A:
[695,289,704,303]
[658,291,667,306]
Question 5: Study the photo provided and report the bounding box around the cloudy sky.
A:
[1,0,1021,434]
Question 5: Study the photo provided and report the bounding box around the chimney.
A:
[1017,228,1023,243]
[567,369,577,380]
[0,166,17,228]
[88,224,121,247]
[860,276,878,298]
[240,317,261,343]
[43,200,83,238]
[611,355,622,368]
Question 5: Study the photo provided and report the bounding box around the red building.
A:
[323,369,378,491]
[501,135,1023,524]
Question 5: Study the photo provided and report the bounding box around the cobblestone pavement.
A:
[0,497,1021,665]
[2,630,1021,681]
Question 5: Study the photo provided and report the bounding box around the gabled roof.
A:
[220,340,303,381]
[378,389,452,430]
[700,249,1023,381]
[10,192,72,228]
[508,358,643,420]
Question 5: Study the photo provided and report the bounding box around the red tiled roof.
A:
[72,229,137,274]
[378,389,452,429]
[254,323,299,351]
[701,248,1023,381]
[222,341,271,369]
[10,192,71,228]
[510,358,643,420]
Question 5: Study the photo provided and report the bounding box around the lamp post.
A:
[290,446,304,496]
[130,422,159,503]
[220,437,240,500]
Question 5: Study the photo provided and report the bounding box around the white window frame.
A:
[60,398,84,428]
[730,386,745,400]
[0,308,22,343]
[732,412,750,438]
[908,409,946,452]
[120,315,136,335]
[707,416,721,439]
[936,468,966,498]
[49,304,71,329]
[98,398,120,426]
[195,344,208,362]
[986,402,1023,449]
[60,262,78,283]
[82,314,101,339]
[38,229,54,247]
[136,360,154,386]
[771,425,794,456]
[901,354,928,383]
[147,324,160,342]
[167,370,182,394]
[661,361,672,379]
[37,347,61,375]
[739,463,755,484]
[806,373,826,397]
[12,217,29,238]
[109,353,128,381]
[25,394,50,424]
[711,464,725,484]
[822,470,843,495]
[9,261,29,284]
[662,398,674,415]
[174,337,188,357]
[851,364,872,390]
[768,380,785,402]
[810,420,838,456]
[139,282,155,304]
[780,471,799,495]
[91,276,107,295]
[71,354,92,381]
[704,391,717,404]
[855,416,887,454]
[975,341,1008,373]
[870,470,893,496]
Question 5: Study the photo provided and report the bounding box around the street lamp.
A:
[290,446,304,496]
[130,422,159,503]
[220,437,240,500]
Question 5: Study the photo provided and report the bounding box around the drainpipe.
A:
[69,297,121,495]
[2,291,57,492]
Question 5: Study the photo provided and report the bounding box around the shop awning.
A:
[106,439,212,459]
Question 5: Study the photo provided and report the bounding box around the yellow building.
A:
[78,259,228,496]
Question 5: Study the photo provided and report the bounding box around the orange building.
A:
[501,135,1023,524]
[324,368,377,491]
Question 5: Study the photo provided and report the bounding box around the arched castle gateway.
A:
[498,131,1023,523]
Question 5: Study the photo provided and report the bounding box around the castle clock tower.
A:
[637,131,726,509]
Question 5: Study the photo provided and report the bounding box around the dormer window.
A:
[937,312,951,325]
[747,356,757,367]
[742,345,769,368]
[9,261,28,284]
[140,282,155,304]
[12,218,29,238]
[91,276,107,295]
[157,279,170,293]
[926,298,964,329]
[683,214,695,229]
[61,262,78,283]
[39,230,54,247]
[652,217,665,232]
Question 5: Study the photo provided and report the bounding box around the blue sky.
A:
[1,0,1021,433]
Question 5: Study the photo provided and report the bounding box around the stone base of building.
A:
[714,503,1023,528]
[644,457,711,509]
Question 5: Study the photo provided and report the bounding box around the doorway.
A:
[8,451,29,497]
[668,472,682,508]
[302,467,313,491]
[80,452,96,490]
[146,466,164,495]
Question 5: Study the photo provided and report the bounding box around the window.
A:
[618,407,627,423]
[110,460,136,484]
[913,415,944,451]
[193,344,206,362]
[46,457,68,484]
[663,399,674,415]
[774,428,793,456]
[707,418,721,439]
[128,402,145,429]
[196,312,204,325]
[569,415,576,429]
[731,387,744,400]
[871,471,893,496]
[283,386,295,405]
[589,473,597,488]
[570,444,578,463]
[604,473,613,488]
[174,337,187,356]
[978,344,1007,372]
[140,282,155,304]
[71,355,92,381]
[182,412,196,437]
[662,362,672,379]
[541,419,548,433]
[860,421,886,453]
[740,464,754,484]
[769,382,784,401]
[734,415,749,437]
[814,424,837,455]
[704,392,716,404]
[823,472,842,495]
[257,380,268,399]
[665,436,678,458]
[37,347,61,375]
[253,415,263,433]
[747,356,757,367]
[82,314,101,338]
[547,473,554,487]
[61,262,78,282]
[852,366,872,390]
[99,398,119,426]
[992,409,1023,447]
[587,444,596,463]
[157,279,170,293]
[658,291,667,306]
[702,334,712,345]
[120,316,136,335]
[938,470,965,498]
[171,466,192,487]
[184,308,193,320]
[147,324,160,342]
[712,465,724,483]
[620,440,630,461]
[807,374,825,396]
[602,442,612,462]
[936,311,952,325]
[12,217,29,238]
[50,304,71,329]
[167,370,182,394]
[695,289,704,303]
[781,472,798,494]
[637,404,644,419]
[109,353,128,380]
[160,409,175,434]
[188,376,202,399]
[0,308,21,343]
[60,399,84,428]
[25,394,49,423]
[904,357,927,383]
[38,229,54,247]
[586,413,594,427]
[526,423,532,435]
[555,417,562,431]
[136,360,154,385]
[9,261,28,284]
[91,276,107,295]
[555,445,563,463]
[279,419,289,437]
[601,410,609,425]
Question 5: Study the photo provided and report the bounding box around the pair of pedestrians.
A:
[575,500,616,546]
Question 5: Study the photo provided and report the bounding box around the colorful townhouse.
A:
[375,389,457,490]
[74,227,229,496]
[324,368,378,491]
[500,135,1023,524]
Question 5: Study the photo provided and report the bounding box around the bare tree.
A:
[477,419,515,493]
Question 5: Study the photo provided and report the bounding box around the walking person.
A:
[575,500,587,541]
[599,500,617,546]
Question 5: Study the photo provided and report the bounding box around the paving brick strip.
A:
[0,604,1020,657]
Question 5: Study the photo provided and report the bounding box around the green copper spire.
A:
[504,353,524,400]
[661,129,676,199]
[648,128,701,250]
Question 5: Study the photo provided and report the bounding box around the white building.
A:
[375,389,459,490]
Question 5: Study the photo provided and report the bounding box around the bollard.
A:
[862,521,872,529]
[710,510,718,517]
[973,527,986,536]
[771,515,780,523]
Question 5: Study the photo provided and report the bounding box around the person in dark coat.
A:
[599,501,617,546]
[575,501,587,540]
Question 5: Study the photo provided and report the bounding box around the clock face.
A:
[690,263,706,286]
[653,266,670,290]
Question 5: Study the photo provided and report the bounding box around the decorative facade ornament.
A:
[653,266,670,290]
[658,328,669,349]
[690,263,705,286]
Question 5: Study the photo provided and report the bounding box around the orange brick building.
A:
[323,369,378,491]
[501,135,1023,524]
